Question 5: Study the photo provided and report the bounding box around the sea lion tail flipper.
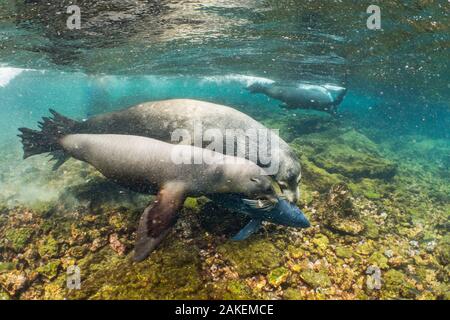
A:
[231,219,263,241]
[18,109,80,163]
[134,182,186,262]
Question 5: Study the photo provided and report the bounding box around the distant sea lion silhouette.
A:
[247,82,347,114]
[18,125,285,261]
[27,99,302,203]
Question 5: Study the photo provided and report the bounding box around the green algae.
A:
[4,227,34,252]
[38,236,59,258]
[0,288,10,300]
[335,246,353,259]
[313,145,396,180]
[37,260,61,280]
[218,239,284,277]
[382,270,417,299]
[312,234,329,253]
[267,267,290,287]
[356,241,376,256]
[368,252,389,269]
[299,269,331,289]
[70,242,206,300]
[364,218,380,239]
[283,288,302,300]
[295,155,343,192]
[0,262,16,273]
[349,179,385,200]
[293,129,397,180]
[183,197,200,213]
[436,234,450,265]
[221,280,255,300]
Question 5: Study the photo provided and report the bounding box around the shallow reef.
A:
[0,112,448,300]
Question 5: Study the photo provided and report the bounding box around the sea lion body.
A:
[248,83,347,113]
[63,134,310,243]
[61,134,271,199]
[19,105,311,260]
[20,129,280,261]
[55,99,302,203]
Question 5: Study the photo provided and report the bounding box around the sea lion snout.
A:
[245,175,279,201]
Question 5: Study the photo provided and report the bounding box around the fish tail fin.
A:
[18,109,80,169]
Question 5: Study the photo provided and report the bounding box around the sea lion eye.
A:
[278,182,288,190]
[250,177,261,183]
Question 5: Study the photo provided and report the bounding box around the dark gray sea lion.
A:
[18,124,283,261]
[30,99,302,203]
[247,82,347,114]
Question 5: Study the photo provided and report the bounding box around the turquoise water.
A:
[1,1,449,141]
[0,1,449,300]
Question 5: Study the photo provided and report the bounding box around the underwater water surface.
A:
[0,0,449,300]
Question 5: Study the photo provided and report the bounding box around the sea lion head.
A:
[233,174,281,211]
[274,151,302,204]
[246,82,267,94]
[237,175,279,206]
[219,160,280,205]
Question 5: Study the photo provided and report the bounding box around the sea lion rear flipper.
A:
[232,219,262,241]
[134,182,186,262]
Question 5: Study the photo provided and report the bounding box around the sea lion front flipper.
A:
[232,219,263,241]
[134,182,186,262]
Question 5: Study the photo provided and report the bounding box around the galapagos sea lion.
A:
[29,99,302,203]
[247,82,347,114]
[18,123,284,261]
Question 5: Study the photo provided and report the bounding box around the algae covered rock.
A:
[221,280,255,300]
[293,129,396,181]
[0,288,10,300]
[299,268,331,289]
[321,184,365,235]
[436,234,450,265]
[267,267,290,287]
[38,235,60,258]
[368,252,389,269]
[36,260,61,280]
[335,246,353,259]
[312,234,329,254]
[0,262,16,273]
[363,218,380,239]
[382,269,416,299]
[4,227,34,252]
[283,288,303,300]
[299,156,343,192]
[218,239,284,277]
[312,145,396,180]
[70,241,206,300]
